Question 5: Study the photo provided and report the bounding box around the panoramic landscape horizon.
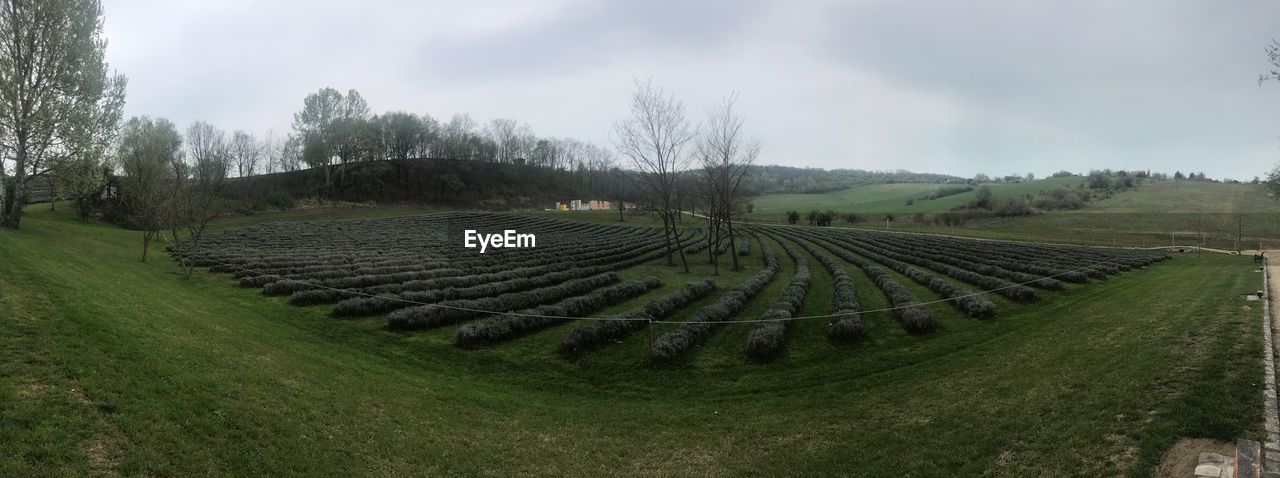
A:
[4,1,1280,476]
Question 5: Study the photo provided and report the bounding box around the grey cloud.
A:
[99,0,1280,179]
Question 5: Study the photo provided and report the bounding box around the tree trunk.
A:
[727,220,740,270]
[709,228,719,276]
[0,165,7,220]
[4,138,29,229]
[675,225,690,273]
[142,230,155,262]
[659,211,675,266]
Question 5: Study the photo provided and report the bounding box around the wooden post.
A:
[646,319,653,357]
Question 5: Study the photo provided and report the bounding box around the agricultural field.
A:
[169,212,1169,361]
[0,206,1264,475]
[5,1,1278,476]
[747,179,1280,249]
[746,176,1085,217]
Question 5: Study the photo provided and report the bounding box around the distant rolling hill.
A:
[745,178,1280,249]
[747,176,1085,216]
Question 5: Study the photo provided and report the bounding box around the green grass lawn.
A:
[0,206,1265,476]
[748,180,1280,249]
[747,176,1085,217]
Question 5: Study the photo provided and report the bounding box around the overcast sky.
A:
[100,0,1280,180]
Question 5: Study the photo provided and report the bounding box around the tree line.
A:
[0,0,762,273]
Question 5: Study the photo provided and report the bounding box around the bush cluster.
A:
[785,232,938,334]
[455,276,662,348]
[816,234,998,318]
[651,235,780,362]
[744,235,811,359]
[387,272,621,330]
[832,234,1036,302]
[558,279,717,356]
[783,236,865,342]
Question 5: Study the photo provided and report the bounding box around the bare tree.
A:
[486,118,520,163]
[437,113,477,160]
[171,120,232,276]
[697,93,760,272]
[609,166,630,222]
[262,129,278,174]
[278,134,302,172]
[1262,39,1279,84]
[612,79,697,272]
[186,121,226,171]
[0,0,126,229]
[228,130,261,178]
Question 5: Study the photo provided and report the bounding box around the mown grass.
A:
[746,180,1280,249]
[747,176,1085,217]
[0,205,1265,476]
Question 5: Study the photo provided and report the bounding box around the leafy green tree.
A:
[0,0,127,229]
[117,116,182,262]
[292,88,369,188]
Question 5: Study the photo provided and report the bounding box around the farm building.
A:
[554,199,614,211]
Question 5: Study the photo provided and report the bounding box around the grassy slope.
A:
[748,176,1085,216]
[0,206,1264,476]
[748,180,1280,249]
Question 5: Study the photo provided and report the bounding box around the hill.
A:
[747,179,1280,249]
[224,158,617,210]
[748,176,1085,216]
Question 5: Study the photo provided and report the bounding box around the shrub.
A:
[558,279,717,356]
[743,309,790,359]
[785,231,938,334]
[744,235,812,359]
[455,276,662,348]
[651,236,780,362]
[387,272,621,330]
[779,233,864,342]
[994,197,1033,217]
[263,190,296,209]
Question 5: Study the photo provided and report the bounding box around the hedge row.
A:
[744,234,811,359]
[852,233,1062,291]
[558,279,718,356]
[650,235,781,362]
[818,232,1037,302]
[777,232,864,342]
[386,272,621,330]
[813,233,997,318]
[454,276,663,348]
[790,232,937,334]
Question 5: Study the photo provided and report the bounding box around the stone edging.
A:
[1262,259,1280,476]
[1266,260,1279,441]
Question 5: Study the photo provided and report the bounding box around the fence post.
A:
[646,318,654,357]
